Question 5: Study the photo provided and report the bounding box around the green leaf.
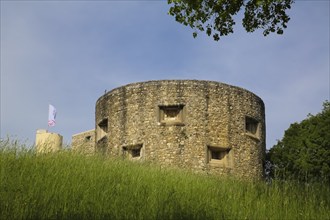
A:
[277,29,284,34]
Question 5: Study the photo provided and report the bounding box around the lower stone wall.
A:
[71,130,95,154]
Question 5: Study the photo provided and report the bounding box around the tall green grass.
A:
[1,140,329,219]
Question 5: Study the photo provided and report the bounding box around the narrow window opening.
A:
[211,150,227,160]
[207,146,232,167]
[98,118,108,133]
[245,116,259,136]
[159,105,185,125]
[85,135,92,142]
[164,107,181,121]
[131,148,141,157]
[97,118,108,141]
[122,144,143,160]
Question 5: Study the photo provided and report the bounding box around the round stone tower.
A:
[35,129,63,153]
[95,80,265,179]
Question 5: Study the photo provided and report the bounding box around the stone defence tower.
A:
[95,80,266,179]
[35,129,63,153]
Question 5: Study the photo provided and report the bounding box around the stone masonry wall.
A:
[94,80,266,180]
[72,129,95,154]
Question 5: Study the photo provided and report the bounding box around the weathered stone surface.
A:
[73,80,266,180]
[71,129,95,154]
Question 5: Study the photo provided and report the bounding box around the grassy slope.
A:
[1,143,329,220]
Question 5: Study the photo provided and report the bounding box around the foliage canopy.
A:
[168,0,294,41]
[268,101,330,183]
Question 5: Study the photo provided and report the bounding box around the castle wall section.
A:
[71,129,95,154]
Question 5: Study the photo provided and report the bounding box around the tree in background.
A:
[268,101,330,183]
[167,0,294,41]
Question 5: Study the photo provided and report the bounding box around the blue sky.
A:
[1,1,329,149]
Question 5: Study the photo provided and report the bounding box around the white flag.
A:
[48,104,57,127]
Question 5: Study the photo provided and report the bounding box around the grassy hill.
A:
[1,140,329,219]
